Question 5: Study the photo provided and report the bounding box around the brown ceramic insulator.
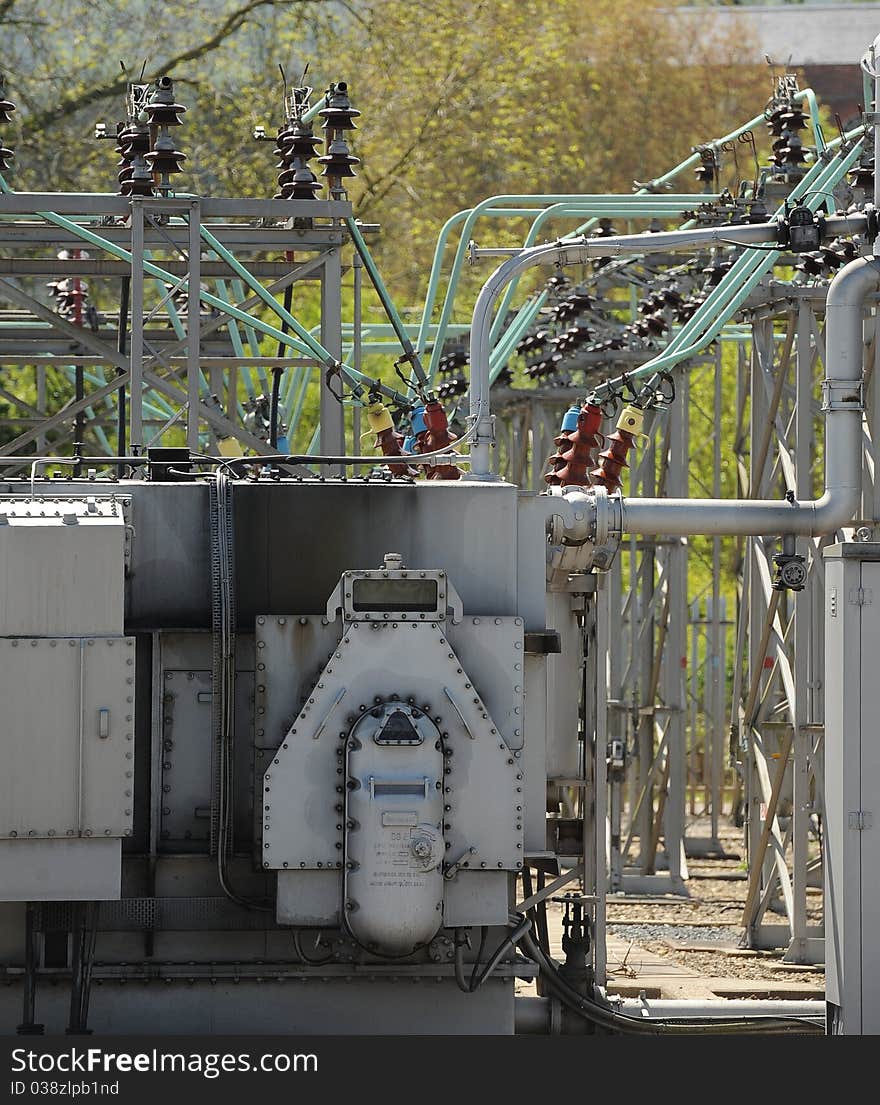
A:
[545,402,603,487]
[591,429,636,493]
[375,427,411,477]
[420,399,460,481]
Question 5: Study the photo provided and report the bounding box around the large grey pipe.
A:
[621,255,880,536]
[470,224,877,539]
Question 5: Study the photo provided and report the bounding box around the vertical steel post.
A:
[746,319,771,903]
[593,577,609,986]
[634,432,656,872]
[689,598,700,816]
[129,199,145,453]
[710,342,724,843]
[789,298,814,962]
[187,201,201,452]
[663,369,688,886]
[319,247,344,465]
[607,552,625,892]
[352,252,363,473]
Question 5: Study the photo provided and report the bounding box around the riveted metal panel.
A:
[0,496,127,636]
[161,670,213,847]
[0,638,79,836]
[253,616,343,858]
[446,617,525,751]
[860,560,880,1033]
[80,637,137,838]
[160,668,254,849]
[263,621,523,874]
[254,615,343,752]
[824,550,863,1025]
[0,637,134,840]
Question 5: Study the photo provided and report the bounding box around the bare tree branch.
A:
[355,46,487,217]
[22,0,326,133]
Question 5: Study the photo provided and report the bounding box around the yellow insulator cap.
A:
[616,404,647,437]
[362,400,394,437]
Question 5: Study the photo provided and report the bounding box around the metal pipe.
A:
[424,195,727,376]
[198,224,410,408]
[186,201,201,452]
[467,180,868,478]
[129,200,145,453]
[344,216,428,387]
[606,158,867,390]
[420,84,825,370]
[514,995,823,1034]
[621,256,880,536]
[615,996,825,1019]
[468,220,803,477]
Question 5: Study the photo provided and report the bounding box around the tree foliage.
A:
[1,0,772,296]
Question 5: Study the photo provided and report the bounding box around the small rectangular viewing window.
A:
[352,577,439,612]
[373,781,428,797]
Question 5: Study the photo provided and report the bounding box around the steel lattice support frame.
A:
[0,193,355,467]
[493,281,878,968]
[735,286,878,963]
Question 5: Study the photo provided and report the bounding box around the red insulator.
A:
[420,398,460,480]
[545,402,603,487]
[363,399,413,476]
[375,426,412,477]
[591,405,644,493]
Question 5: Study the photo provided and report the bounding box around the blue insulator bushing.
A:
[410,405,427,436]
[560,404,581,432]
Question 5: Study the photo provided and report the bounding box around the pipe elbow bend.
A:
[808,488,861,536]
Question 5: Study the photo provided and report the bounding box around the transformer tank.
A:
[0,475,592,1035]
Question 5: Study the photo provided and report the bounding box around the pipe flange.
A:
[593,485,610,549]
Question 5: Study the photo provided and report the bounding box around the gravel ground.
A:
[634,941,826,988]
[603,819,825,985]
[608,923,741,945]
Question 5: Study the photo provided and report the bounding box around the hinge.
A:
[848,811,873,830]
[848,587,873,606]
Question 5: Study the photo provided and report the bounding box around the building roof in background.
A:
[676,4,880,65]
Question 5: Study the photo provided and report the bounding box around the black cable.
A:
[469,927,488,990]
[453,929,471,993]
[471,916,532,991]
[517,928,822,1035]
[269,366,283,449]
[455,917,533,994]
[210,472,271,913]
[270,284,292,449]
